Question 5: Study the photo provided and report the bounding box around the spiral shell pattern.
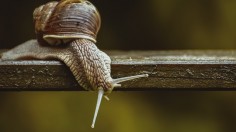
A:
[33,0,101,45]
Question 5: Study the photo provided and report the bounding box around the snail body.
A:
[1,0,148,128]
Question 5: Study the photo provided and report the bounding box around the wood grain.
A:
[1,50,236,91]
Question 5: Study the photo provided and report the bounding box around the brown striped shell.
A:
[33,0,101,45]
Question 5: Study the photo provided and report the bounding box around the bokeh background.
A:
[0,0,236,132]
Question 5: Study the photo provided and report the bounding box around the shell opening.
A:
[43,34,96,45]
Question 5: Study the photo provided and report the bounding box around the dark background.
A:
[0,0,236,50]
[0,0,236,132]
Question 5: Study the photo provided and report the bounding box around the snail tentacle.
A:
[112,74,149,85]
[91,88,104,128]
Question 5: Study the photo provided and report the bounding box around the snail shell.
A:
[33,0,101,45]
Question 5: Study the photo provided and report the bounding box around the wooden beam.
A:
[1,50,236,91]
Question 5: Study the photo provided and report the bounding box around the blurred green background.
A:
[0,0,236,132]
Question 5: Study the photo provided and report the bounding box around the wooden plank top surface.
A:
[1,50,236,91]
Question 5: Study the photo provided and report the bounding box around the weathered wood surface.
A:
[0,50,236,91]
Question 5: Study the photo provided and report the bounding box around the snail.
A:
[1,0,148,128]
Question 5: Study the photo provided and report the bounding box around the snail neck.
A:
[71,38,97,46]
[69,38,111,91]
